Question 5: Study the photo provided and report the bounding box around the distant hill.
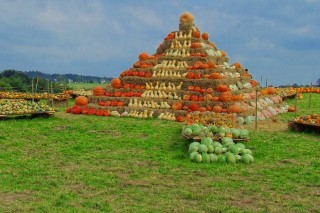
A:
[24,71,112,83]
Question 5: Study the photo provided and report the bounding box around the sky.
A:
[0,0,319,86]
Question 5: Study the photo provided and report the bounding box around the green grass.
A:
[0,95,319,212]
[68,82,107,90]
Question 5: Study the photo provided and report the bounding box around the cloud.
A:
[0,0,319,85]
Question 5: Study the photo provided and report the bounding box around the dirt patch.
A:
[247,116,288,132]
[0,191,34,207]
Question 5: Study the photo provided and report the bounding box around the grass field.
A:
[68,82,107,90]
[0,94,319,212]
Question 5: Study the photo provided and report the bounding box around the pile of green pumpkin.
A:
[189,137,254,164]
[183,123,249,140]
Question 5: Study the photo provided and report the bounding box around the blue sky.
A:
[0,0,319,86]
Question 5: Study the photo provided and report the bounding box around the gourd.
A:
[93,86,105,96]
[111,78,122,89]
[179,11,194,23]
[75,96,88,106]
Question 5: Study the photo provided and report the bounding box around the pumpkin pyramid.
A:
[87,12,288,122]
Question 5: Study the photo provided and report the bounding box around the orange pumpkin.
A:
[93,86,105,96]
[232,62,242,69]
[233,94,244,101]
[217,85,229,92]
[191,95,199,101]
[205,94,213,101]
[194,73,201,79]
[180,12,194,23]
[207,62,217,69]
[199,63,209,69]
[288,106,296,112]
[139,52,149,61]
[250,80,258,87]
[96,109,104,116]
[189,103,199,111]
[198,107,206,112]
[186,72,195,79]
[267,87,276,94]
[165,32,175,40]
[209,73,221,79]
[192,30,201,38]
[117,101,125,107]
[228,104,242,113]
[113,91,122,97]
[209,41,216,47]
[206,88,214,94]
[219,92,233,102]
[172,102,183,110]
[201,32,209,40]
[191,42,201,48]
[211,96,220,102]
[103,110,111,116]
[213,105,223,113]
[183,95,191,101]
[75,96,88,106]
[111,78,122,89]
[188,86,195,91]
[176,115,185,122]
[194,86,201,92]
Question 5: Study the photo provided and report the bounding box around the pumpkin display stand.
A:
[288,114,320,133]
[0,111,55,119]
[70,12,289,122]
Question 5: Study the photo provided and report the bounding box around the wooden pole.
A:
[295,91,297,117]
[308,82,312,108]
[31,77,34,102]
[255,89,258,130]
[51,82,54,108]
[47,80,50,93]
[35,77,39,93]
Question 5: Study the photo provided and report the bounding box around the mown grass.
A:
[0,95,319,212]
[68,82,106,90]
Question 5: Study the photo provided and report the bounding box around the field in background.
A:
[68,82,107,91]
[0,94,319,212]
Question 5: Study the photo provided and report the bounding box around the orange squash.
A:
[228,104,242,113]
[93,86,105,96]
[207,61,217,69]
[111,78,122,89]
[202,32,209,40]
[219,92,233,102]
[191,42,201,48]
[180,12,194,23]
[217,85,229,92]
[192,30,201,38]
[213,105,223,113]
[209,73,221,79]
[75,96,88,106]
[139,52,149,61]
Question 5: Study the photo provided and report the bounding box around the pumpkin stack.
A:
[84,12,289,122]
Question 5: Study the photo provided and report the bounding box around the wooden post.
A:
[255,89,258,130]
[35,77,39,93]
[295,91,297,117]
[51,82,54,108]
[31,77,34,102]
[308,82,312,108]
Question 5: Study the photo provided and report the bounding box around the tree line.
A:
[0,69,111,93]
